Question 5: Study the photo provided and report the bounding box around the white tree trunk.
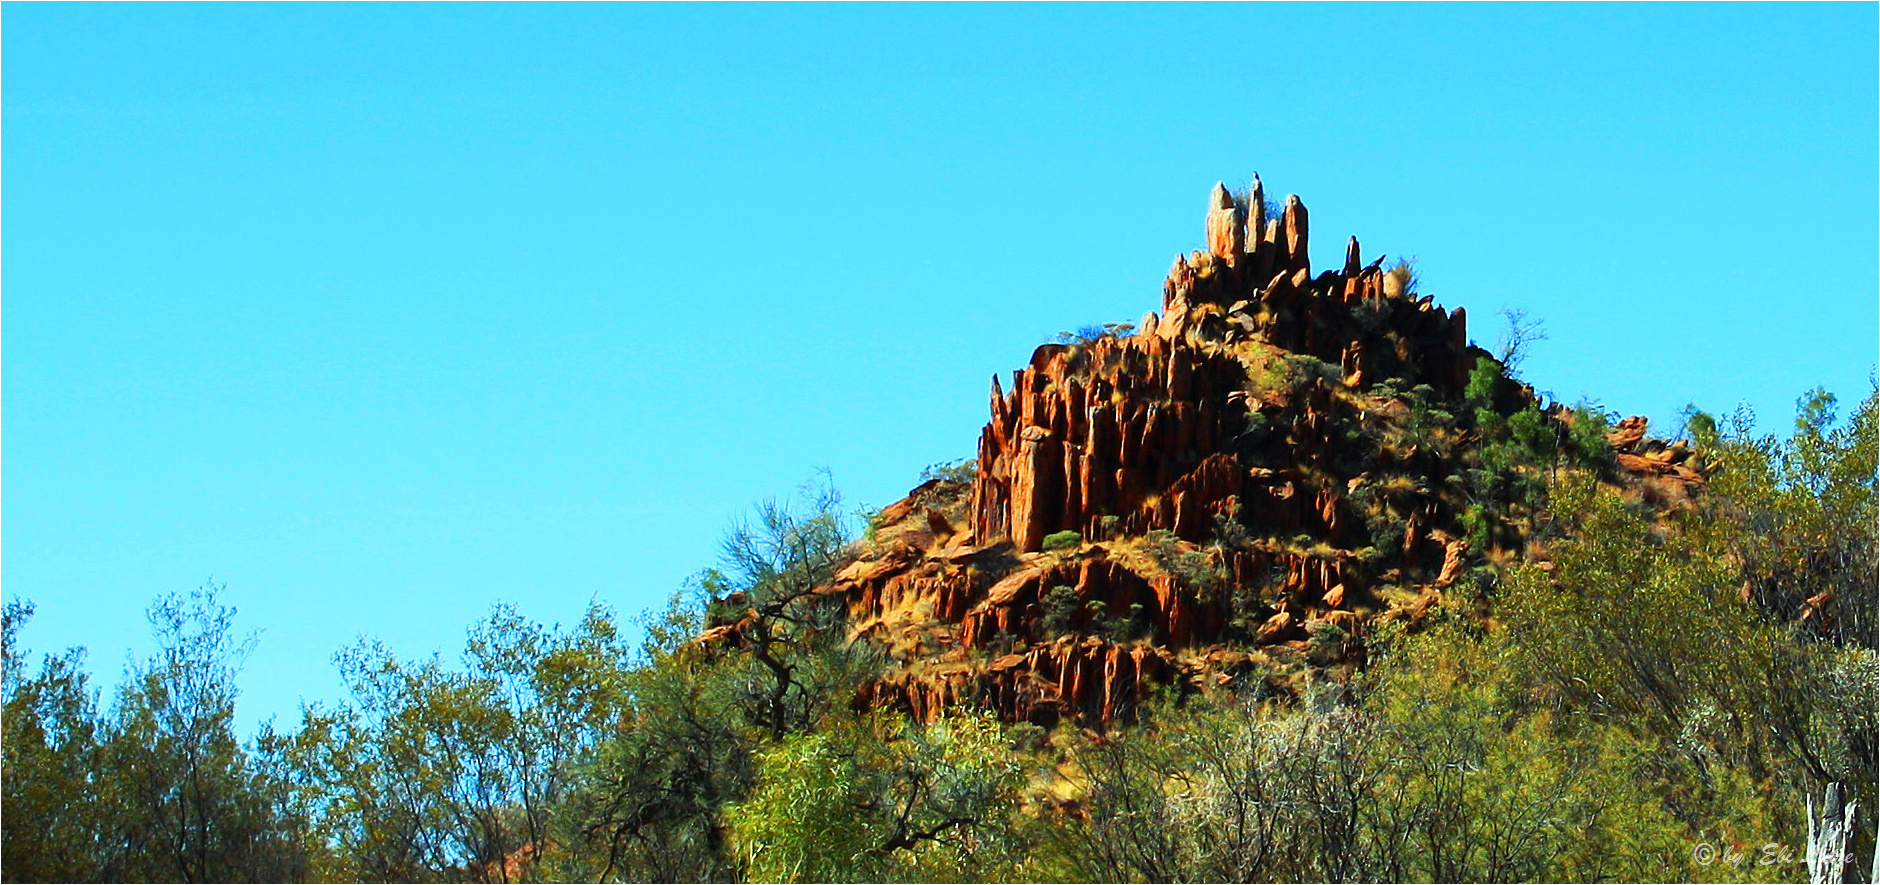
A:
[1806,781,1859,885]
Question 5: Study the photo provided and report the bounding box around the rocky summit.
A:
[796,180,1704,729]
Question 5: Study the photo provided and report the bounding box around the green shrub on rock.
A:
[1041,530,1083,552]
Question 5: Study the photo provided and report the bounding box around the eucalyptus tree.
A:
[284,602,635,882]
[3,599,106,882]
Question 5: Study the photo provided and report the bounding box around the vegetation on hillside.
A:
[4,375,1874,881]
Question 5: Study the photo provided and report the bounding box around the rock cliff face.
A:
[819,180,1704,729]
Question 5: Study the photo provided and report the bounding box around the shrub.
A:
[1465,356,1503,415]
[1385,256,1420,297]
[1494,307,1548,374]
[1283,353,1341,386]
[1362,626,1692,883]
[727,711,1029,883]
[1368,376,1409,401]
[1365,516,1404,560]
[1211,504,1253,549]
[1565,404,1614,467]
[1239,410,1276,443]
[1247,353,1290,392]
[1506,404,1552,461]
[1053,322,1136,346]
[1144,529,1227,600]
[1057,648,1691,885]
[1041,585,1080,635]
[1407,384,1455,440]
[918,458,977,486]
[1111,604,1147,643]
[1353,299,1391,334]
[1305,619,1348,664]
[1041,530,1083,552]
[1461,505,1491,556]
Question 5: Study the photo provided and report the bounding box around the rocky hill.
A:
[813,180,1705,729]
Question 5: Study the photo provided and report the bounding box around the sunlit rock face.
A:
[790,181,1702,729]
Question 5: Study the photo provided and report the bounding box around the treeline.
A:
[3,387,1875,883]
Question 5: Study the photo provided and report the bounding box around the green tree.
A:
[1693,385,1878,647]
[1054,690,1375,883]
[563,475,895,881]
[558,590,757,882]
[1052,628,1696,884]
[1362,625,1692,883]
[96,584,310,883]
[1679,385,1880,865]
[3,599,107,882]
[727,709,1029,883]
[713,472,881,741]
[1502,440,1877,874]
[285,602,633,882]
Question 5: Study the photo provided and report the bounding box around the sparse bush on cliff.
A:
[1211,501,1254,549]
[1385,256,1420,297]
[1141,528,1228,602]
[1041,529,1083,552]
[917,458,976,486]
[1283,352,1341,386]
[1082,599,1148,644]
[1494,307,1548,375]
[1041,584,1080,635]
[1564,402,1615,467]
[1465,355,1506,421]
[1053,322,1135,346]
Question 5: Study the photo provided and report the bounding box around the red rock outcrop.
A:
[855,637,1181,729]
[969,334,1246,552]
[811,181,1711,730]
[970,183,1481,560]
[1605,415,1706,507]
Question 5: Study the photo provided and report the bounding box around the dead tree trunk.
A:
[1806,781,1859,884]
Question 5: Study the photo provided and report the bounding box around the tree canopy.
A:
[4,384,1874,883]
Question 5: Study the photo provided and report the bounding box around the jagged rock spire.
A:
[1246,175,1267,258]
[1205,182,1246,265]
[1282,194,1309,273]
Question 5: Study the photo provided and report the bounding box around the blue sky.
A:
[6,3,1875,735]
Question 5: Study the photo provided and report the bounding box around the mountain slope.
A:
[823,180,1704,728]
